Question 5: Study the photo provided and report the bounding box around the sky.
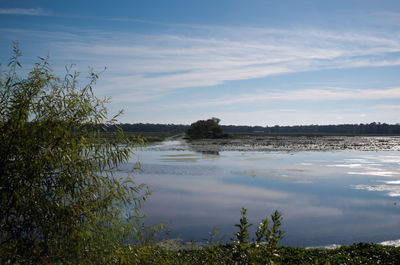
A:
[0,0,399,126]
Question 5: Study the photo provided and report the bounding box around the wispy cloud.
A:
[159,87,400,109]
[53,27,400,97]
[0,8,49,16]
[2,24,400,103]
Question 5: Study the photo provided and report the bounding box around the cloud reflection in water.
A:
[126,148,400,246]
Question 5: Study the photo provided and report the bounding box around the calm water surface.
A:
[121,140,400,247]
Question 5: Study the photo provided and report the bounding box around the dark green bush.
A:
[186,117,231,139]
[0,44,150,264]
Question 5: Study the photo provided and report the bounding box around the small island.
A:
[186,117,232,139]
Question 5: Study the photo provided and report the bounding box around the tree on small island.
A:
[186,117,231,139]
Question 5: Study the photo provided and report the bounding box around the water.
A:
[121,139,400,247]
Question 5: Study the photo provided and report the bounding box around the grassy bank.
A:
[113,242,400,264]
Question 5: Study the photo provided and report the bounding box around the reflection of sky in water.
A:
[121,142,400,247]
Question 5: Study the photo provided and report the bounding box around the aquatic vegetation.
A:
[185,135,400,152]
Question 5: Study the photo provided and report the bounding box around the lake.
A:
[121,137,400,247]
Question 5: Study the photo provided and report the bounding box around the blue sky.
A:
[1,0,400,126]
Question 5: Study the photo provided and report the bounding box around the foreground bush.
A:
[0,44,149,264]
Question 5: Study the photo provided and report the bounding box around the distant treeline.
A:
[105,123,189,133]
[223,122,400,135]
[106,122,400,135]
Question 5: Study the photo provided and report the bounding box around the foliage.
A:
[268,210,284,253]
[158,243,400,265]
[234,208,252,246]
[0,44,151,264]
[231,208,284,264]
[232,208,252,263]
[186,117,231,139]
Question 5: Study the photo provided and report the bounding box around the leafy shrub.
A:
[231,208,284,264]
[0,44,150,264]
